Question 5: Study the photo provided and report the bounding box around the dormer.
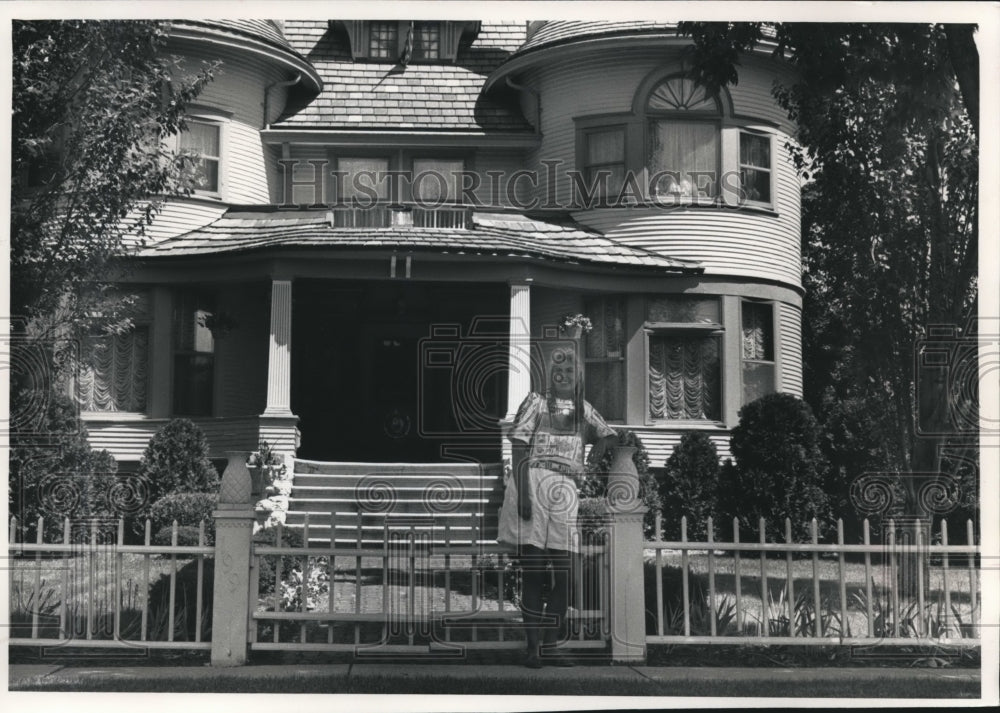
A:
[332,21,481,63]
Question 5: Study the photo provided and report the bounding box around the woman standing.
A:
[498,345,617,667]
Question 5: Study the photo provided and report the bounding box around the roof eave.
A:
[260,128,539,148]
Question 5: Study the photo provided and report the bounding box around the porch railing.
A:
[645,514,980,647]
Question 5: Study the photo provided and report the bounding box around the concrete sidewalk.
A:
[9,662,981,689]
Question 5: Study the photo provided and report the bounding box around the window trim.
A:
[334,153,397,204]
[351,21,448,63]
[178,109,228,200]
[78,297,153,417]
[642,294,726,426]
[579,124,628,204]
[739,299,778,405]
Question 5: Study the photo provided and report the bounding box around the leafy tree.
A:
[11,20,215,343]
[677,23,979,527]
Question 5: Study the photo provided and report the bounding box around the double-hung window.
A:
[741,300,776,403]
[180,118,222,195]
[412,158,464,204]
[646,296,723,422]
[645,76,721,201]
[337,157,390,204]
[583,127,626,201]
[739,132,773,206]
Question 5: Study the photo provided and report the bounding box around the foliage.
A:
[11,21,215,343]
[676,23,979,513]
[582,429,661,536]
[147,558,214,641]
[9,390,120,543]
[659,432,722,541]
[253,526,305,599]
[722,393,831,541]
[152,525,207,547]
[137,419,220,505]
[150,492,217,545]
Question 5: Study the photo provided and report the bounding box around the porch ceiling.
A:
[137,209,703,273]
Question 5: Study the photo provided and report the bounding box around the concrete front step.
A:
[288,498,496,514]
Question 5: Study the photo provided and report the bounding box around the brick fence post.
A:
[211,451,255,666]
[602,445,648,663]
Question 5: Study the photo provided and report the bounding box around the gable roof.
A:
[138,208,702,274]
[275,21,532,132]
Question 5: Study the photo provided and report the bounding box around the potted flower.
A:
[247,440,287,497]
[560,313,593,340]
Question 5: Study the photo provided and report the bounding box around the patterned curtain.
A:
[649,335,720,420]
[78,328,149,412]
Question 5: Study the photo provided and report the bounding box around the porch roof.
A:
[137,209,702,273]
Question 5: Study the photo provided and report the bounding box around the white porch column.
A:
[263,279,293,416]
[502,282,532,464]
[260,279,298,467]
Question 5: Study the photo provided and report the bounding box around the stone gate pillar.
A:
[211,452,255,666]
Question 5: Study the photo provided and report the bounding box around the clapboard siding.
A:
[778,301,803,396]
[475,149,533,207]
[520,48,796,207]
[625,427,733,466]
[143,201,228,243]
[85,417,262,462]
[215,283,269,417]
[173,46,285,204]
[573,207,801,287]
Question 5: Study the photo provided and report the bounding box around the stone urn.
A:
[219,451,253,508]
[606,445,640,511]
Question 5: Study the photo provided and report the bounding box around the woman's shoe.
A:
[540,647,575,667]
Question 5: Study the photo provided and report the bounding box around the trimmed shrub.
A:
[723,393,832,541]
[660,432,721,541]
[582,429,661,537]
[150,492,217,544]
[137,419,219,504]
[152,525,205,547]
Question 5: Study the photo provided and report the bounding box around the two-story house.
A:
[79,20,802,530]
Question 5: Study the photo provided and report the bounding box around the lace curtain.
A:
[648,334,720,420]
[742,303,772,361]
[78,328,149,412]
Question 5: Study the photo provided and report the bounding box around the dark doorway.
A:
[291,280,508,462]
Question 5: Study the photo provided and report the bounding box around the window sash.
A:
[338,157,390,201]
[180,120,221,193]
[648,120,719,198]
[584,128,626,197]
[369,21,398,58]
[78,328,149,413]
[412,158,464,202]
[739,133,772,204]
[412,22,440,59]
[648,332,721,421]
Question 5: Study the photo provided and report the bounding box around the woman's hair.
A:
[544,345,585,424]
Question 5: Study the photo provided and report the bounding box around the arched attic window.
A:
[644,75,722,200]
